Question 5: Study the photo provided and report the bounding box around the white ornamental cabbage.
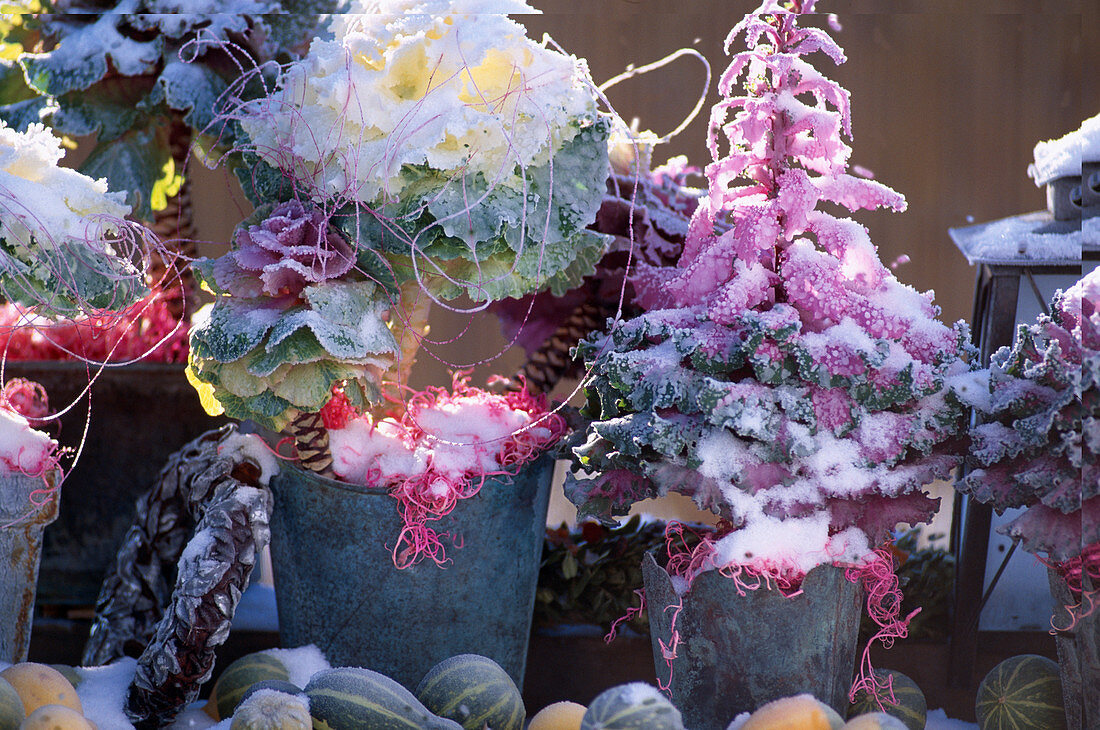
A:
[0,122,143,314]
[241,0,600,205]
[0,122,129,252]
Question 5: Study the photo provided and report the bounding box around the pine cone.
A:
[514,300,616,395]
[286,410,334,477]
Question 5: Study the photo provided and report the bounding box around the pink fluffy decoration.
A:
[0,377,59,478]
[0,289,188,363]
[328,373,567,567]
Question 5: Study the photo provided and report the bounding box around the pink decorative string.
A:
[1044,543,1100,632]
[605,588,646,644]
[640,521,809,696]
[654,596,685,693]
[845,545,917,710]
[0,377,64,529]
[349,372,567,569]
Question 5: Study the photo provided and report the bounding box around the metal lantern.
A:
[946,146,1097,686]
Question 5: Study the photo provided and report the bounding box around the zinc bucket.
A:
[642,552,862,730]
[0,470,59,664]
[5,362,224,606]
[268,455,554,688]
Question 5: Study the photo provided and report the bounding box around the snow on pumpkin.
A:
[565,0,974,583]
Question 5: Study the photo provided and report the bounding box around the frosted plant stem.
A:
[388,280,433,396]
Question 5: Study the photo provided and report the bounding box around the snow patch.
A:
[217,431,281,486]
[1029,114,1100,185]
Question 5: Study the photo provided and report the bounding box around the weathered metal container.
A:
[268,455,554,688]
[1049,567,1099,730]
[4,362,223,606]
[0,470,59,663]
[642,553,862,730]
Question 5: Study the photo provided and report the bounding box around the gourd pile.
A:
[0,662,94,730]
[194,650,938,730]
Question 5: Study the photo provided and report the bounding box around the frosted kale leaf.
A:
[488,148,702,390]
[566,3,973,578]
[368,118,613,303]
[14,4,327,221]
[959,269,1099,563]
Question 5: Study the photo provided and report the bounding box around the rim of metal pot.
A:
[273,457,534,498]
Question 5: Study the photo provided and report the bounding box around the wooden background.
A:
[191,1,1090,401]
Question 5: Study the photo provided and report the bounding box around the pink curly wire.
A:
[1045,543,1100,632]
[605,588,647,644]
[626,521,912,704]
[0,379,64,529]
[845,545,916,709]
[366,372,566,569]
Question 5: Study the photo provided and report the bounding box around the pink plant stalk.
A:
[565,2,974,706]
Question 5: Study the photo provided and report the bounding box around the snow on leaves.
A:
[9,3,326,221]
[0,121,146,316]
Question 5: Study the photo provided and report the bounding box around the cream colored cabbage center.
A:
[241,0,598,204]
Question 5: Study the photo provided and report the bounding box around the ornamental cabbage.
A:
[187,202,397,432]
[236,0,611,302]
[566,2,973,579]
[0,121,144,314]
[9,0,336,220]
[959,268,1098,564]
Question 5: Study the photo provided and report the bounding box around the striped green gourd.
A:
[305,667,463,730]
[240,680,307,706]
[847,669,927,730]
[210,651,292,721]
[0,676,24,729]
[579,683,683,730]
[975,654,1066,730]
[414,654,525,730]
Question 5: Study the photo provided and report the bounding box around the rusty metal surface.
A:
[0,470,59,664]
[267,455,554,689]
[1049,568,1099,730]
[642,553,862,730]
[4,362,225,607]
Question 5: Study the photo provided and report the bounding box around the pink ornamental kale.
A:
[566,1,973,578]
[215,200,355,299]
[959,268,1099,564]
